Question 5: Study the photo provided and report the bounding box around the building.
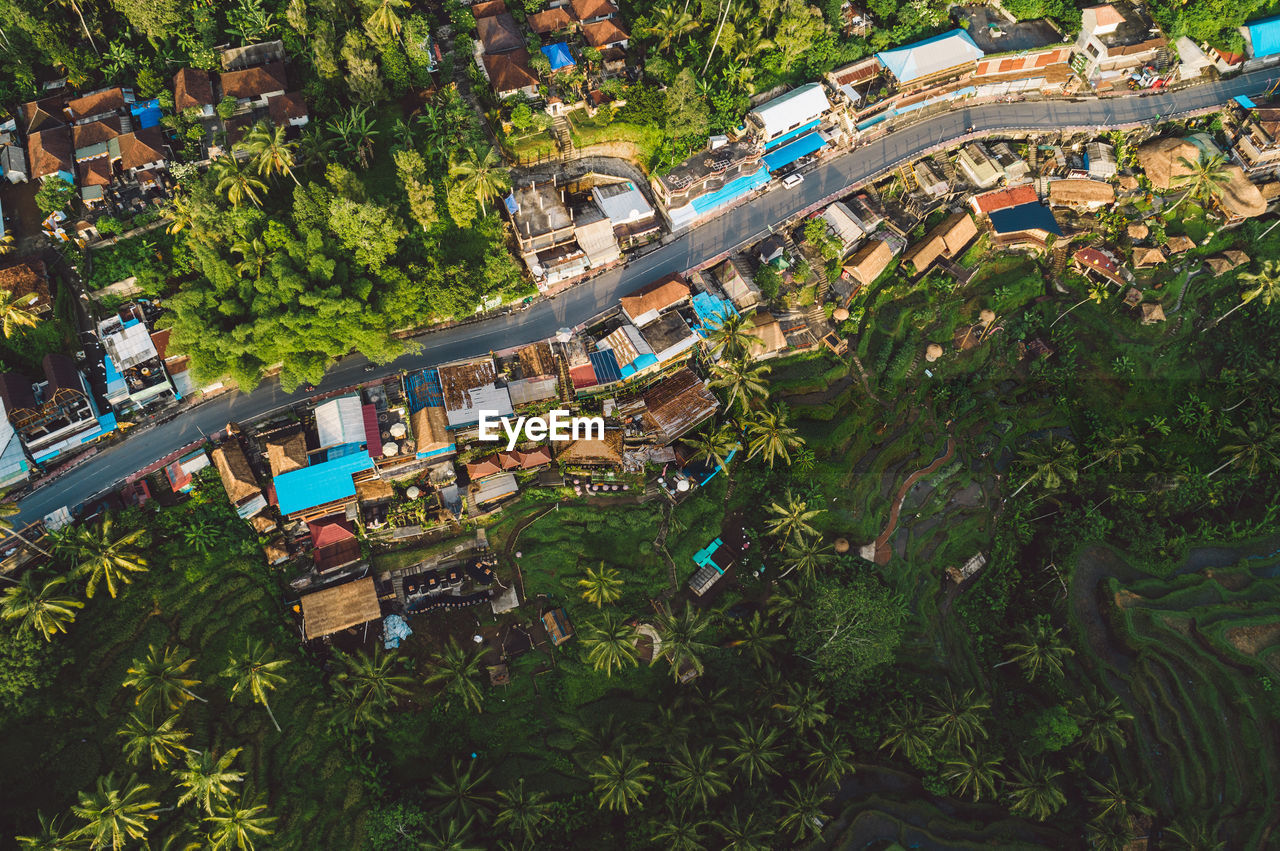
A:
[300,577,381,641]
[619,274,690,326]
[0,259,53,318]
[818,201,875,254]
[641,368,718,444]
[970,185,1038,218]
[638,312,700,364]
[506,181,620,285]
[570,0,618,24]
[0,356,110,464]
[1085,141,1118,178]
[913,160,948,196]
[308,516,361,571]
[0,399,30,489]
[274,451,377,520]
[314,394,368,454]
[542,608,573,645]
[1073,247,1128,286]
[438,358,514,428]
[1244,13,1280,60]
[1048,179,1116,209]
[557,429,625,466]
[744,311,788,357]
[591,181,659,246]
[747,83,832,149]
[711,258,761,311]
[971,46,1073,97]
[1073,3,1167,92]
[1228,105,1280,177]
[841,238,897,290]
[165,448,211,493]
[212,441,267,519]
[987,202,1063,248]
[903,212,978,273]
[956,143,1002,189]
[529,8,573,34]
[652,140,768,231]
[1138,135,1267,220]
[266,431,309,478]
[173,68,216,115]
[412,405,455,460]
[877,29,984,91]
[599,323,656,376]
[98,308,174,412]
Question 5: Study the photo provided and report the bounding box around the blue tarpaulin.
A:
[274,452,374,516]
[503,192,518,215]
[690,291,738,334]
[1248,14,1280,58]
[541,42,575,70]
[130,99,162,129]
[690,166,770,215]
[988,202,1062,237]
[763,132,827,172]
[383,614,413,649]
[1235,94,1258,109]
[588,349,622,384]
[631,353,658,371]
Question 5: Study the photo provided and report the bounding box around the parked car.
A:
[782,173,804,188]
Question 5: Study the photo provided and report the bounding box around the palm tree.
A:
[1162,817,1225,851]
[204,791,276,851]
[231,238,270,280]
[449,147,510,216]
[879,703,933,765]
[419,816,481,851]
[0,289,42,338]
[644,4,703,54]
[779,535,831,582]
[714,806,773,850]
[222,639,289,733]
[1071,690,1133,753]
[999,615,1074,681]
[123,645,206,710]
[1005,756,1065,821]
[1087,818,1139,851]
[577,562,623,607]
[325,105,380,168]
[927,685,990,751]
[943,745,1005,801]
[64,516,148,599]
[175,748,245,815]
[709,359,770,412]
[1083,426,1146,472]
[745,404,802,468]
[721,718,782,785]
[727,611,782,668]
[425,639,485,714]
[650,813,706,851]
[766,579,805,628]
[70,773,160,850]
[1213,259,1280,326]
[681,424,740,473]
[1167,153,1231,215]
[654,603,714,680]
[212,155,267,208]
[773,682,830,733]
[1,572,83,640]
[1006,438,1078,500]
[1208,417,1280,478]
[1087,768,1154,824]
[0,498,52,558]
[581,610,640,676]
[494,779,551,845]
[364,0,409,42]
[668,743,730,808]
[332,645,414,732]
[296,127,332,168]
[806,728,856,786]
[764,490,822,545]
[705,311,762,361]
[14,811,83,849]
[117,711,191,769]
[238,121,299,185]
[426,758,495,821]
[589,747,654,814]
[777,780,825,840]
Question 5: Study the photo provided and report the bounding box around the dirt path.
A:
[873,439,956,565]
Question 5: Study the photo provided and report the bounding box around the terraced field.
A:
[1071,541,1280,847]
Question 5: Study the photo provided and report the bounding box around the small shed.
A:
[1134,247,1167,268]
[1126,222,1149,240]
[542,608,574,646]
[1165,235,1195,255]
[1140,302,1166,324]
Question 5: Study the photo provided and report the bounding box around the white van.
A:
[782,173,804,188]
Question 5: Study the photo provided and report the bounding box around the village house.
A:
[300,577,382,641]
[902,212,978,273]
[971,46,1074,98]
[711,258,761,312]
[652,140,768,231]
[956,143,1003,189]
[841,238,898,293]
[438,358,514,430]
[1073,246,1129,287]
[1085,141,1118,178]
[970,185,1039,218]
[987,201,1063,249]
[212,440,268,520]
[619,273,690,326]
[0,355,109,465]
[1227,104,1280,178]
[1073,3,1168,93]
[641,368,719,444]
[1047,179,1117,210]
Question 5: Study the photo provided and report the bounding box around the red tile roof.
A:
[220,62,287,99]
[528,7,573,33]
[482,50,538,95]
[27,127,72,179]
[570,0,617,20]
[117,128,167,171]
[583,19,629,48]
[66,87,126,119]
[173,68,215,111]
[267,91,308,125]
[72,116,122,150]
[471,0,508,17]
[971,185,1038,215]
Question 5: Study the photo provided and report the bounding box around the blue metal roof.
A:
[988,202,1062,237]
[1235,94,1258,109]
[588,349,622,384]
[274,452,374,515]
[764,119,820,151]
[632,353,658,370]
[763,132,827,172]
[541,42,575,70]
[1248,14,1280,58]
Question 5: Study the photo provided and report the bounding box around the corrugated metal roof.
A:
[274,452,374,516]
[877,29,983,84]
[588,349,622,384]
[749,83,831,140]
[314,394,364,449]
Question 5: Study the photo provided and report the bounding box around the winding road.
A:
[10,68,1277,528]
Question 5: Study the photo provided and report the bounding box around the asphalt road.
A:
[11,68,1277,528]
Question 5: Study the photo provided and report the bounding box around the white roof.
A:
[314,394,364,449]
[820,202,873,247]
[749,83,831,139]
[877,29,984,85]
[0,399,29,487]
[103,323,158,371]
[592,182,655,224]
[575,217,621,267]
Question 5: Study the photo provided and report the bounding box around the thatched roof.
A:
[413,406,452,456]
[356,477,394,502]
[1123,287,1143,307]
[264,539,290,565]
[557,430,625,466]
[1165,235,1195,254]
[903,212,978,272]
[212,442,262,506]
[1048,179,1115,207]
[1134,247,1167,268]
[843,239,895,287]
[301,577,381,640]
[1137,137,1265,218]
[250,515,277,533]
[266,431,308,478]
[1222,249,1250,267]
[745,311,787,355]
[1140,302,1166,324]
[1119,175,1140,190]
[1127,222,1149,240]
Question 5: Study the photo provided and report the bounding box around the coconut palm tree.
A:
[777,779,825,840]
[1087,768,1154,824]
[710,359,770,412]
[766,578,804,627]
[419,816,481,851]
[0,498,52,557]
[643,4,703,54]
[425,639,486,714]
[494,779,552,845]
[727,611,782,668]
[364,0,409,42]
[943,745,1004,801]
[1208,416,1280,478]
[1083,426,1146,472]
[1213,259,1280,326]
[654,603,714,681]
[745,404,802,468]
[204,791,276,851]
[806,728,856,786]
[1,572,83,640]
[879,703,933,765]
[212,155,267,208]
[721,718,782,785]
[999,615,1074,682]
[332,645,414,732]
[448,147,510,216]
[237,121,299,185]
[1006,438,1078,500]
[1167,153,1231,215]
[577,562,623,607]
[118,711,191,769]
[589,747,654,814]
[705,312,762,361]
[71,774,160,850]
[927,685,990,751]
[764,490,822,545]
[1088,818,1139,851]
[581,610,640,676]
[175,748,245,815]
[714,806,773,850]
[681,423,740,473]
[231,238,271,280]
[0,289,42,338]
[426,758,495,821]
[773,681,830,733]
[63,516,148,599]
[296,127,332,168]
[14,811,83,849]
[123,644,206,710]
[668,743,730,809]
[779,535,831,582]
[222,639,288,733]
[1005,756,1065,821]
[1071,690,1133,753]
[1162,817,1225,851]
[650,812,706,851]
[325,105,380,168]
